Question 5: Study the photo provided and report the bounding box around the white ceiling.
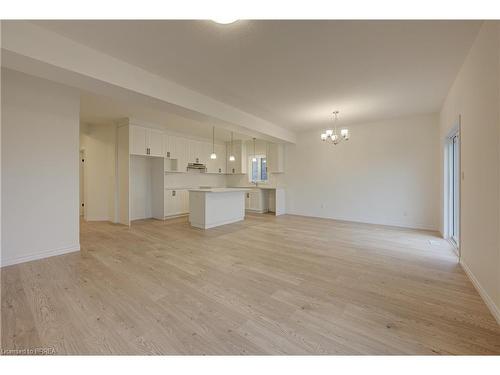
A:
[35,20,481,131]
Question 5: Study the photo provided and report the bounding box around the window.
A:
[248,155,268,183]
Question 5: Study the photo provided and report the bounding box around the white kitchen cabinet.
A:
[245,189,267,212]
[164,134,175,159]
[164,135,189,172]
[188,140,202,164]
[176,137,189,172]
[130,125,148,156]
[148,128,164,157]
[200,142,211,165]
[226,140,247,174]
[206,143,226,174]
[164,189,189,217]
[215,143,226,174]
[130,125,163,157]
[267,143,284,173]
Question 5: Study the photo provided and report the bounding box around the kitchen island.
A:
[188,188,251,229]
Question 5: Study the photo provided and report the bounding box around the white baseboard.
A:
[245,208,268,214]
[460,259,500,325]
[163,213,189,220]
[1,244,80,268]
[286,211,437,232]
[84,216,111,222]
[190,216,244,229]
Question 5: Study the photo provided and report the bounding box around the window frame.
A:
[248,154,268,183]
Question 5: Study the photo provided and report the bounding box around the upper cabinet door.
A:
[163,134,171,158]
[130,126,147,156]
[188,140,201,163]
[200,142,211,165]
[176,137,189,172]
[267,143,284,173]
[148,128,164,157]
[215,143,226,173]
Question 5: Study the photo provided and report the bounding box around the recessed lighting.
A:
[212,18,238,25]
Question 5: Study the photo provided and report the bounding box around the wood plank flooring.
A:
[2,214,500,354]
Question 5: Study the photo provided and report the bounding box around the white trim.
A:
[84,216,111,222]
[190,216,245,229]
[447,239,459,258]
[246,208,268,214]
[460,259,500,325]
[1,244,80,268]
[163,213,189,220]
[286,212,438,232]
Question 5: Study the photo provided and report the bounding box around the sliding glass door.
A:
[448,132,460,247]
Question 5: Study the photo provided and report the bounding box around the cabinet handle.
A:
[167,151,170,158]
[172,190,176,196]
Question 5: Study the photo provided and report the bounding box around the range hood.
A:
[187,163,207,172]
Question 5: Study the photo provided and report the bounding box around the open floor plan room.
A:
[2,16,500,359]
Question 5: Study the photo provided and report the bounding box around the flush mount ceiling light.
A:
[210,126,217,160]
[212,18,238,25]
[320,111,350,145]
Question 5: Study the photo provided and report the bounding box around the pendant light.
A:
[210,126,217,160]
[252,138,257,162]
[229,132,235,162]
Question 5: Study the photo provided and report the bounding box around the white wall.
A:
[439,21,500,322]
[80,122,117,221]
[165,172,226,189]
[284,114,440,230]
[1,69,80,266]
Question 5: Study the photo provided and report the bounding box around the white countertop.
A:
[188,188,251,193]
[228,186,285,190]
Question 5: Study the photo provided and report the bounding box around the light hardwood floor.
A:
[2,214,500,354]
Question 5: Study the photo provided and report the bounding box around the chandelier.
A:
[320,111,350,144]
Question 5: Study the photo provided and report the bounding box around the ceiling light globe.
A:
[229,155,236,162]
[325,129,334,136]
[212,18,238,25]
[252,157,257,162]
[320,133,327,141]
[210,153,217,160]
